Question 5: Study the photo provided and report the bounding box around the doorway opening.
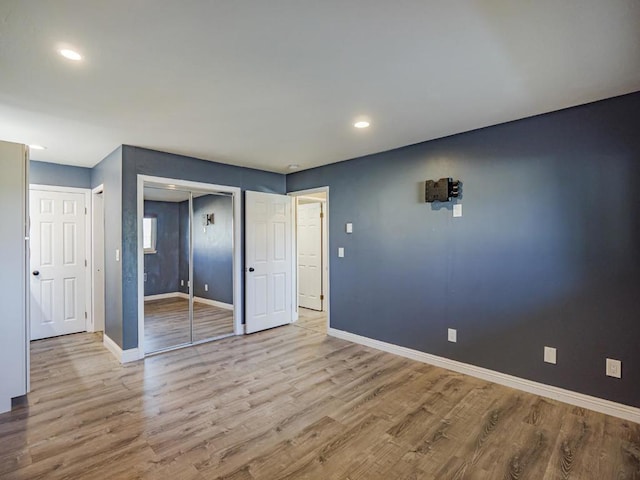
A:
[289,187,330,334]
[137,175,242,356]
[91,184,105,333]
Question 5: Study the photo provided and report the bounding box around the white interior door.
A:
[30,189,87,340]
[245,191,293,333]
[297,202,323,311]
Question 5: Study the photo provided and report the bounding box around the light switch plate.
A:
[346,223,353,233]
[544,346,557,364]
[453,204,462,217]
[338,247,345,258]
[606,358,622,378]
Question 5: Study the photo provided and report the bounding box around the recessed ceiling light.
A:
[288,164,300,170]
[29,144,46,150]
[354,121,370,129]
[59,48,82,61]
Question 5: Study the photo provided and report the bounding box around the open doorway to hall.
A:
[289,188,329,334]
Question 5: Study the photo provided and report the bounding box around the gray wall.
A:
[90,147,123,346]
[30,160,91,188]
[120,146,285,349]
[143,201,180,296]
[178,200,190,297]
[286,92,640,408]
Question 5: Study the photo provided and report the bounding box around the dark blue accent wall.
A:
[143,201,180,296]
[120,146,285,349]
[286,92,640,408]
[192,194,234,304]
[90,147,123,346]
[30,160,91,188]
[178,200,190,296]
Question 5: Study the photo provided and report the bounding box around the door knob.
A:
[248,267,255,272]
[32,270,40,276]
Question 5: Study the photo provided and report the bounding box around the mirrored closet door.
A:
[142,184,235,354]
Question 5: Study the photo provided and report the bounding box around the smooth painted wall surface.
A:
[30,160,91,188]
[143,201,180,296]
[90,147,123,346]
[120,146,285,349]
[286,92,640,408]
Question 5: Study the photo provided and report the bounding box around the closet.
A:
[142,182,235,354]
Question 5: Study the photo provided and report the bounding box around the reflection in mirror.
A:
[192,193,234,342]
[143,186,191,353]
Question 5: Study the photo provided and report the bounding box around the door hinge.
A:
[85,259,87,267]
[84,312,87,319]
[320,294,324,300]
[320,212,324,218]
[85,207,87,214]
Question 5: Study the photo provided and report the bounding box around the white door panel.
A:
[245,191,292,333]
[297,202,323,311]
[30,190,87,340]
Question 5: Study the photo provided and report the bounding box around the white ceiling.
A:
[1,1,639,173]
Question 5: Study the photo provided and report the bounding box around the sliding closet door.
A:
[143,187,192,353]
[191,193,235,342]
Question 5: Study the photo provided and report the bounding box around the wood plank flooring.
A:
[296,307,328,333]
[1,320,639,479]
[144,297,234,352]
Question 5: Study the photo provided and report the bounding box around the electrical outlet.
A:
[453,204,462,217]
[338,247,345,258]
[143,273,147,282]
[205,284,208,292]
[346,223,353,233]
[447,328,457,343]
[181,279,184,287]
[544,346,557,364]
[606,358,622,378]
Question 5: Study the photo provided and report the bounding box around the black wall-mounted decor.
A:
[425,177,461,202]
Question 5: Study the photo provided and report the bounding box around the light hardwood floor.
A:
[296,307,328,333]
[2,322,639,479]
[144,297,234,353]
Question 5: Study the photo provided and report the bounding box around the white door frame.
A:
[91,184,105,333]
[29,184,93,333]
[136,175,242,358]
[288,187,330,330]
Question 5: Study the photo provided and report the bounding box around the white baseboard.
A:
[144,291,233,310]
[328,328,640,424]
[144,292,183,301]
[103,334,142,364]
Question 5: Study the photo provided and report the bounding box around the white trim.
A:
[288,186,330,330]
[30,184,93,334]
[144,292,183,301]
[103,334,140,364]
[328,328,640,424]
[137,175,243,357]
